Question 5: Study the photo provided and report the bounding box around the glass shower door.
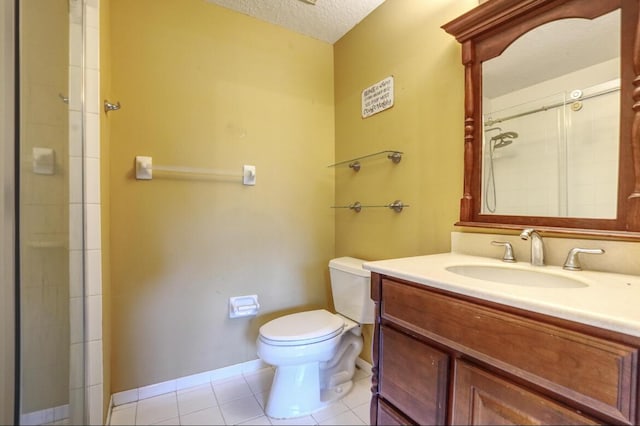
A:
[17,0,85,424]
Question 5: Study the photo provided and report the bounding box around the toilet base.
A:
[264,333,363,419]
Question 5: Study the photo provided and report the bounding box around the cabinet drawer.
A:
[379,325,449,425]
[376,399,414,426]
[381,278,638,423]
[452,360,599,425]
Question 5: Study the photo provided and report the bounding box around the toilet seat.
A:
[259,309,344,346]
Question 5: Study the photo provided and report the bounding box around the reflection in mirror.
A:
[481,10,620,219]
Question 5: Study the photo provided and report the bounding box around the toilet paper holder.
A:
[229,295,260,319]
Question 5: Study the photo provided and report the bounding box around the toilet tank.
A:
[329,257,374,324]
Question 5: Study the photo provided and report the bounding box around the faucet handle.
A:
[491,241,516,263]
[563,248,605,271]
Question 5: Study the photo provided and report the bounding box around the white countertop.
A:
[363,253,640,338]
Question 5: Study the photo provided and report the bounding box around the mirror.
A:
[481,10,620,218]
[443,0,640,236]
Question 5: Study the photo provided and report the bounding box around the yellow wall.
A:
[107,0,335,392]
[334,0,476,259]
[334,0,478,361]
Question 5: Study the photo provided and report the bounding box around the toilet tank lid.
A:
[329,257,370,278]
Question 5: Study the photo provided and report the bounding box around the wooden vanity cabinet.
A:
[369,273,640,425]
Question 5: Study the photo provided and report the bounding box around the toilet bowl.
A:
[256,257,373,419]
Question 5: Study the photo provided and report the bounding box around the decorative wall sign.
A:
[361,76,394,118]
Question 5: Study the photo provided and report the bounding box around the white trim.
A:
[111,358,270,407]
[105,395,113,426]
[19,404,69,426]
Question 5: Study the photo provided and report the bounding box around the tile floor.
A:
[109,366,372,425]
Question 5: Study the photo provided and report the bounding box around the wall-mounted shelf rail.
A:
[135,156,256,185]
[328,150,402,171]
[331,200,409,213]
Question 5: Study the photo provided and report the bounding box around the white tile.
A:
[139,380,177,400]
[85,203,102,250]
[85,157,100,204]
[69,388,84,424]
[86,69,100,114]
[318,410,365,426]
[212,376,252,403]
[68,204,83,250]
[341,379,371,409]
[352,402,370,425]
[180,407,225,426]
[269,415,316,425]
[69,23,82,67]
[89,384,104,425]
[87,340,103,386]
[69,0,82,23]
[238,415,272,425]
[69,157,82,204]
[85,0,99,29]
[177,384,217,416]
[136,393,179,425]
[153,417,179,425]
[68,111,82,157]
[87,294,102,341]
[86,249,102,296]
[86,26,99,70]
[219,395,264,425]
[85,112,100,158]
[53,405,69,422]
[243,368,274,394]
[69,250,84,297]
[68,66,82,112]
[69,297,83,344]
[310,401,349,424]
[113,389,139,406]
[69,343,83,389]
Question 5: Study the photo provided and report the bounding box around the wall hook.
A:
[104,100,121,113]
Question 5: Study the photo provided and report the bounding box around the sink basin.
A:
[445,264,588,288]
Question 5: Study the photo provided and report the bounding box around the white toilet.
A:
[256,257,374,419]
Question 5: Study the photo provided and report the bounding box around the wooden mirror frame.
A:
[443,0,640,238]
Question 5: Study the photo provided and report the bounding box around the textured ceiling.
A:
[204,0,386,44]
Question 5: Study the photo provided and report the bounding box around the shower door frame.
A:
[0,0,16,424]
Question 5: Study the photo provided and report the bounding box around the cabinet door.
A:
[452,361,599,425]
[381,278,637,423]
[379,325,449,425]
[376,399,413,426]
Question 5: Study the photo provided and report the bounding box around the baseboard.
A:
[19,403,69,426]
[111,358,270,407]
[356,357,373,374]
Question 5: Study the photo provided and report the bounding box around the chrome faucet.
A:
[563,248,605,271]
[520,228,544,266]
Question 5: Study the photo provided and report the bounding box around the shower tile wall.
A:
[77,0,104,424]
